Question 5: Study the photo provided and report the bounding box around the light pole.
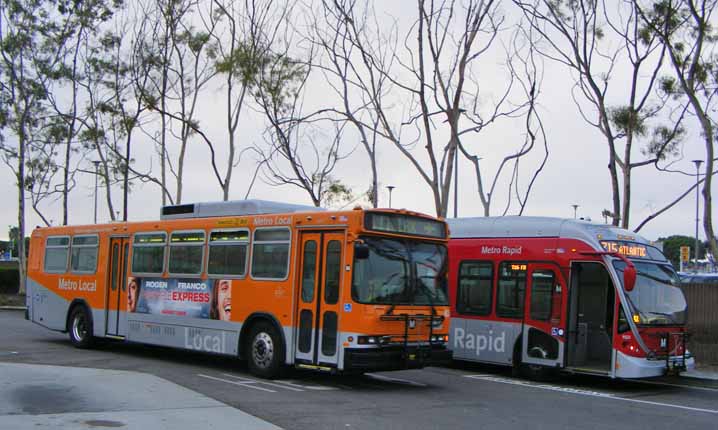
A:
[572,204,579,219]
[693,159,703,268]
[92,160,101,224]
[387,185,395,208]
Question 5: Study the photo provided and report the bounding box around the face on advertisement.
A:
[216,279,231,321]
[127,277,140,312]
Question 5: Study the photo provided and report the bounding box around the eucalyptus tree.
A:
[634,0,718,258]
[312,0,543,217]
[140,0,218,205]
[245,1,353,207]
[309,0,392,208]
[199,0,271,201]
[43,0,121,225]
[0,0,79,294]
[515,0,687,229]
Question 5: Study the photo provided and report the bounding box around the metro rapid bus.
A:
[26,200,451,378]
[446,216,693,379]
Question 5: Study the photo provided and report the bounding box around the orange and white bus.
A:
[26,200,451,378]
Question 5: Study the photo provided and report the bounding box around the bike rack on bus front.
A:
[380,310,445,368]
[651,331,690,372]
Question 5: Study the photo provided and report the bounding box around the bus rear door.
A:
[106,237,130,337]
[521,263,565,368]
[295,231,344,370]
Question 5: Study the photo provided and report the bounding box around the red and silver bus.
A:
[446,216,693,379]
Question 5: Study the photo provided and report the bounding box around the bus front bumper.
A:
[615,350,695,378]
[344,344,452,371]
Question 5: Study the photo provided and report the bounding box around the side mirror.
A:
[623,264,636,292]
[354,242,369,260]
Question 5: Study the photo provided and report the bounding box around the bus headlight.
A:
[430,335,448,343]
[357,336,376,345]
[358,336,391,345]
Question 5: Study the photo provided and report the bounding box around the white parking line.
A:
[628,378,718,392]
[365,373,428,387]
[222,373,305,392]
[274,379,338,391]
[198,374,276,393]
[464,374,718,415]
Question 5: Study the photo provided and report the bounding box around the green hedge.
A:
[0,264,19,294]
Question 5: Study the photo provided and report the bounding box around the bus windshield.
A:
[613,261,687,325]
[351,236,448,305]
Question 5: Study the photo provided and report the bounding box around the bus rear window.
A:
[132,232,167,274]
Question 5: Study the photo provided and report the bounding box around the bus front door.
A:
[521,263,565,368]
[294,231,345,370]
[106,237,130,337]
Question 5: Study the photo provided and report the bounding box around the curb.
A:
[0,306,26,310]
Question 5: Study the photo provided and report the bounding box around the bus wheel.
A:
[247,322,284,379]
[69,306,94,349]
[521,362,551,381]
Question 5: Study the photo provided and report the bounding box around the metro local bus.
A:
[447,217,693,379]
[26,200,451,378]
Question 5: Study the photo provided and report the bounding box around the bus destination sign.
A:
[365,212,447,239]
[600,241,647,258]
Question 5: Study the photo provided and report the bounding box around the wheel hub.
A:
[252,332,274,369]
[72,314,86,341]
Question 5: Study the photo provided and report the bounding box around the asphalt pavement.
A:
[0,362,280,430]
[2,308,718,430]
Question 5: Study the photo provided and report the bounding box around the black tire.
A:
[513,340,553,381]
[68,306,94,349]
[246,321,285,379]
[521,362,552,381]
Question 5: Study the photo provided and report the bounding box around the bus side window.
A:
[457,261,493,316]
[208,229,249,277]
[44,236,70,273]
[168,231,205,276]
[251,228,291,280]
[132,232,167,275]
[496,262,526,319]
[529,269,554,321]
[70,235,99,274]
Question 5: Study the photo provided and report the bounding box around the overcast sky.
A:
[1,1,713,244]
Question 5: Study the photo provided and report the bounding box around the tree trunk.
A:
[700,122,717,260]
[604,128,621,226]
[123,131,131,221]
[17,124,27,296]
[621,135,632,229]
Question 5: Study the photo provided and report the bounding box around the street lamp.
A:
[572,204,579,219]
[692,159,703,267]
[92,160,101,224]
[386,185,395,208]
